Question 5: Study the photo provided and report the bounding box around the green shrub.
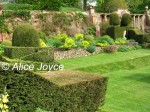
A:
[84,25,96,36]
[4,3,32,10]
[109,13,120,26]
[115,38,126,45]
[4,46,54,62]
[12,23,40,47]
[121,13,132,26]
[134,45,142,49]
[38,0,62,11]
[126,29,143,43]
[142,34,150,43]
[96,35,114,45]
[54,34,68,42]
[0,69,108,112]
[86,46,96,53]
[104,45,118,53]
[97,43,108,47]
[82,40,90,48]
[38,31,48,43]
[100,21,110,35]
[39,39,47,47]
[141,43,150,48]
[46,38,63,48]
[118,45,136,52]
[61,0,80,7]
[106,26,133,39]
[0,44,4,52]
[60,38,77,50]
[1,40,12,46]
[75,33,84,41]
[84,35,94,41]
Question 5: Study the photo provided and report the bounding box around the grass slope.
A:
[59,49,150,69]
[101,66,150,112]
[59,49,150,112]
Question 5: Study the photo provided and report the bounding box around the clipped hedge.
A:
[4,46,54,62]
[126,29,143,43]
[121,13,132,26]
[109,13,120,26]
[106,26,133,39]
[12,23,40,47]
[0,68,108,112]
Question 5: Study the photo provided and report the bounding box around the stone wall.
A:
[54,47,103,60]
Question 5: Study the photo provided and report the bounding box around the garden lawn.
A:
[101,66,150,112]
[59,49,150,69]
[59,49,150,112]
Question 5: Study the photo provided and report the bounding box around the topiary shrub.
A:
[12,23,40,47]
[126,29,143,43]
[0,69,108,112]
[142,34,150,43]
[86,46,96,53]
[109,13,120,26]
[121,13,132,26]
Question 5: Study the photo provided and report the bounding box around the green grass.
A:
[59,49,150,69]
[61,7,82,12]
[59,49,150,112]
[101,66,150,112]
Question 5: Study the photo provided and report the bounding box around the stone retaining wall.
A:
[54,47,103,60]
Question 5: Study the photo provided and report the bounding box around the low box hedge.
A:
[0,68,108,112]
[106,26,133,39]
[126,29,144,43]
[4,46,54,62]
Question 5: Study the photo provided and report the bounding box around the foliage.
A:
[12,23,40,47]
[125,0,144,13]
[39,39,47,47]
[0,44,4,52]
[61,7,82,12]
[142,34,150,43]
[52,13,72,31]
[84,35,94,41]
[126,29,143,43]
[38,31,48,43]
[84,25,96,36]
[109,13,120,26]
[101,0,128,13]
[54,34,68,42]
[96,35,114,45]
[46,38,63,48]
[117,45,137,52]
[15,0,39,5]
[121,13,132,26]
[34,108,51,112]
[0,87,9,112]
[97,43,108,47]
[104,45,118,53]
[60,38,77,50]
[1,40,12,47]
[4,3,32,10]
[75,33,84,41]
[100,21,110,35]
[115,38,126,45]
[37,0,62,11]
[4,46,54,62]
[82,40,90,48]
[0,69,107,112]
[3,10,31,21]
[61,0,81,7]
[0,15,9,33]
[86,46,96,53]
[106,26,133,39]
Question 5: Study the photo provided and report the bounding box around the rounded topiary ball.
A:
[12,23,40,47]
[121,13,132,26]
[110,13,120,26]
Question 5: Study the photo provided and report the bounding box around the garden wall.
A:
[1,10,92,39]
[54,47,103,60]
